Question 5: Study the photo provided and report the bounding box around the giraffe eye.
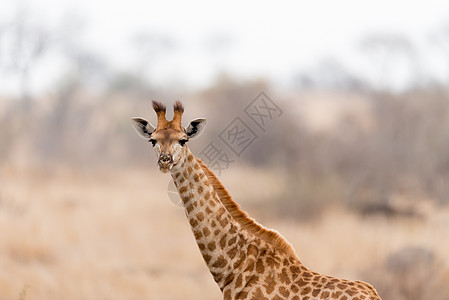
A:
[149,139,156,147]
[179,139,188,147]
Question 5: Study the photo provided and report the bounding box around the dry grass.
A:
[0,165,448,299]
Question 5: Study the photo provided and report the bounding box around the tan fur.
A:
[197,158,298,258]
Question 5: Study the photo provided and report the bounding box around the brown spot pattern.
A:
[203,227,211,236]
[251,288,268,300]
[256,260,265,274]
[195,212,204,221]
[207,241,216,251]
[279,286,290,297]
[212,255,227,268]
[263,274,276,295]
[227,247,238,259]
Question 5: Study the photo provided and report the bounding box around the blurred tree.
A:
[0,6,53,107]
[292,58,366,91]
[203,32,234,73]
[429,22,449,85]
[131,32,176,86]
[56,14,111,91]
[359,33,424,90]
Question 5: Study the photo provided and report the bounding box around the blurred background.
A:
[1,0,449,299]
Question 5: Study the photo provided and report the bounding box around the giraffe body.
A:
[132,101,382,300]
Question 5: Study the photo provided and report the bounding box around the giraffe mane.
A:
[197,158,298,258]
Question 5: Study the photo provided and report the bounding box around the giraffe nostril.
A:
[159,154,173,164]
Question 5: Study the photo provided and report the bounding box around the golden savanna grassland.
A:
[1,163,448,300]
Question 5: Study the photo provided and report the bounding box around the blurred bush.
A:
[264,89,449,220]
[2,6,449,219]
[365,246,449,300]
[1,76,449,218]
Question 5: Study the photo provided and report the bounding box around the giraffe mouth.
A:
[158,161,174,173]
[158,164,172,173]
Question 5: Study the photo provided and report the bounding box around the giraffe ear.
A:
[185,118,207,140]
[131,117,155,139]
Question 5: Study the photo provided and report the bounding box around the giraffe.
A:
[131,101,382,300]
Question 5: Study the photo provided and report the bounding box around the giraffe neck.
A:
[167,149,383,300]
[170,148,251,290]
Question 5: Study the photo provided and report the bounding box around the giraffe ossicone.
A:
[131,101,382,300]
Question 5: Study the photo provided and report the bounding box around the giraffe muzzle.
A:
[158,153,173,172]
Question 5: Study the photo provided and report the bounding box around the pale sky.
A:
[1,0,449,96]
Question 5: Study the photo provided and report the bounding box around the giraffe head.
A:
[132,101,206,173]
